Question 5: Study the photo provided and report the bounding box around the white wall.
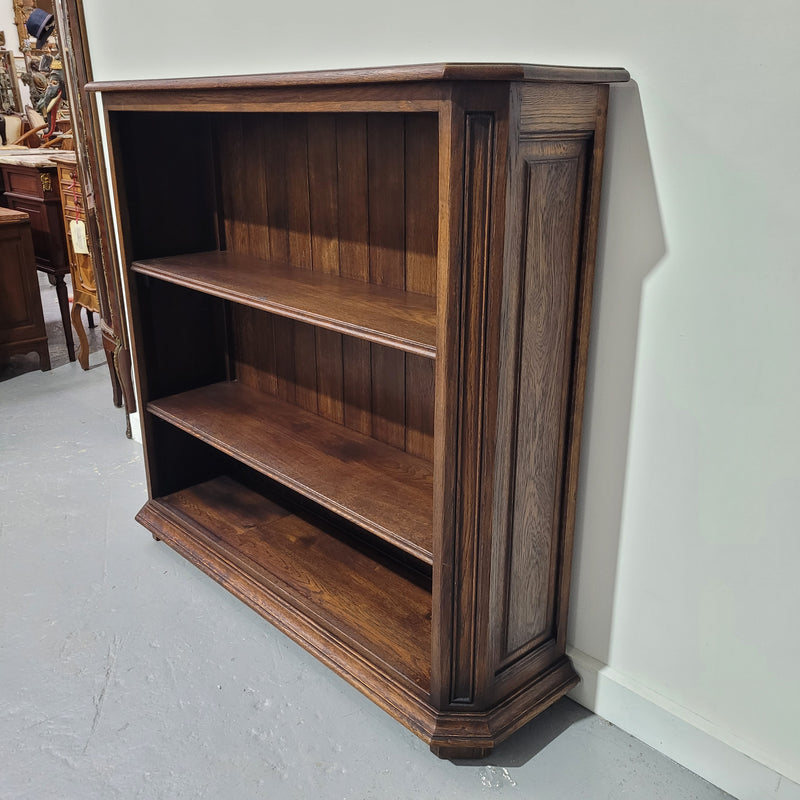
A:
[80,1,800,796]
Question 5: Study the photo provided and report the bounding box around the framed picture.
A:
[0,50,23,113]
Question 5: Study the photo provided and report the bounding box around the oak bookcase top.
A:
[87,62,630,93]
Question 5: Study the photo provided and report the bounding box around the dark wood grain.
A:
[230,304,277,395]
[147,380,434,562]
[105,64,627,757]
[336,115,370,281]
[131,251,437,357]
[504,148,583,658]
[0,208,50,370]
[519,83,601,134]
[308,114,340,274]
[262,115,290,261]
[370,343,406,450]
[342,335,373,436]
[285,115,313,269]
[368,114,406,289]
[153,476,432,690]
[87,62,630,95]
[292,317,318,413]
[449,111,495,704]
[405,355,435,461]
[315,327,345,424]
[405,113,439,297]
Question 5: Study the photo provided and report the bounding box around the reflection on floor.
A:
[0,361,733,800]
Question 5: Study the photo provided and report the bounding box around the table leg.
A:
[71,301,90,370]
[53,272,76,362]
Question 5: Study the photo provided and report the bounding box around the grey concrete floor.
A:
[0,359,735,800]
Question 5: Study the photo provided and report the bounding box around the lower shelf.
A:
[137,475,433,695]
[136,475,581,757]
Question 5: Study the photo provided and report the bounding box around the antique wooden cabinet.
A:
[0,206,50,370]
[91,62,629,757]
[1,154,75,362]
[52,152,100,370]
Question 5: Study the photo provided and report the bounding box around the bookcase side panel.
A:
[488,83,608,701]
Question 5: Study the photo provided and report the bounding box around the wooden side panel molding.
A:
[491,135,590,678]
[449,111,496,705]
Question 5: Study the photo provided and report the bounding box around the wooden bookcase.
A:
[91,62,629,758]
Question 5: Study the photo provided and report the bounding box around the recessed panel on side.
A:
[491,138,589,674]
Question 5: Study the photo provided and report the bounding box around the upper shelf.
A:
[87,62,630,94]
[132,250,437,358]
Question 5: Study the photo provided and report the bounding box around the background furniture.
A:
[0,150,74,362]
[93,62,628,757]
[51,0,138,432]
[52,151,97,369]
[0,205,50,370]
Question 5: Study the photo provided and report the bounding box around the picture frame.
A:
[0,49,23,113]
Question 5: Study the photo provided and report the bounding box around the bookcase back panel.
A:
[112,111,219,261]
[231,305,435,461]
[214,112,438,297]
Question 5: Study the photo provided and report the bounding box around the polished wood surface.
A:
[54,157,99,370]
[144,476,432,690]
[101,64,627,756]
[132,251,437,357]
[88,61,630,94]
[1,158,74,362]
[0,206,50,370]
[148,381,434,563]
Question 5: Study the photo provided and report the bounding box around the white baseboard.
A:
[129,410,143,444]
[567,647,800,800]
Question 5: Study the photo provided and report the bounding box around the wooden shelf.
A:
[141,476,432,692]
[132,251,437,358]
[147,381,434,564]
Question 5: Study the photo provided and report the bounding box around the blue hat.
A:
[26,8,55,50]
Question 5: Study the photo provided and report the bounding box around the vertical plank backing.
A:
[368,114,405,289]
[217,115,250,255]
[336,114,370,282]
[293,319,318,413]
[263,114,290,261]
[405,113,439,298]
[247,116,271,261]
[370,343,406,450]
[212,111,437,459]
[405,354,435,460]
[285,114,312,269]
[342,336,373,436]
[231,305,278,395]
[316,328,344,423]
[307,114,340,275]
[272,314,297,404]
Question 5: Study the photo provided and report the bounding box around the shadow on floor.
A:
[451,698,593,768]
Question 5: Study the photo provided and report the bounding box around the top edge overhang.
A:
[86,62,630,94]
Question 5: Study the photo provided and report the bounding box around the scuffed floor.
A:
[0,358,733,800]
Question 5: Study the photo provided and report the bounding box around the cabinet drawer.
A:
[63,193,85,218]
[59,173,82,193]
[2,166,50,199]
